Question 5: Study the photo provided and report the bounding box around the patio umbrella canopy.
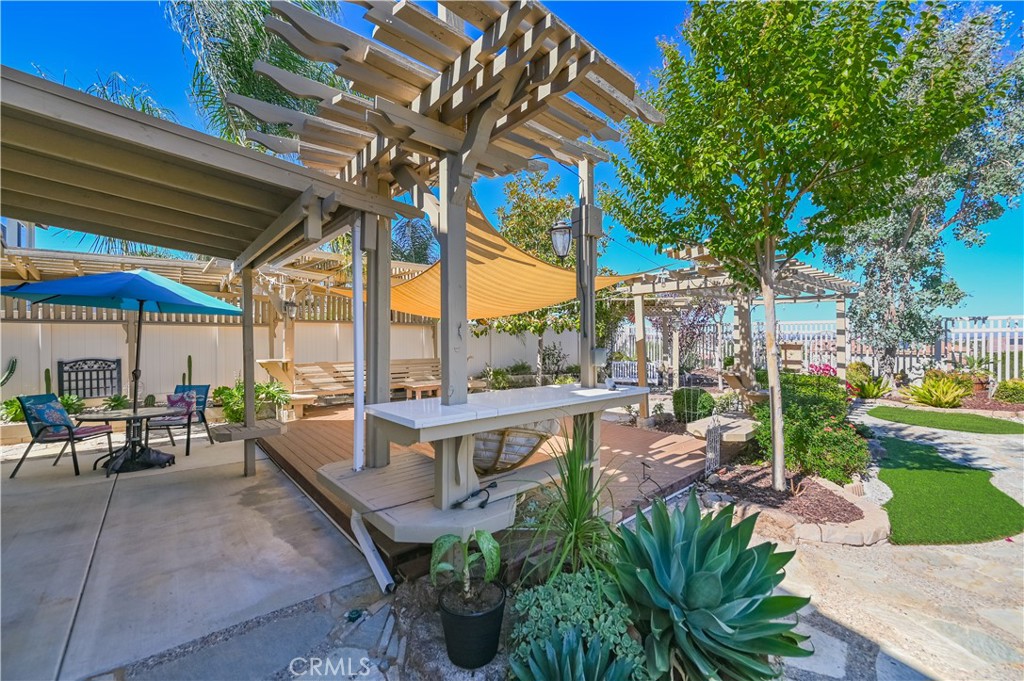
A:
[0,269,242,412]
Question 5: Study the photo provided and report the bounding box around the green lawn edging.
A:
[878,438,1024,545]
[868,405,1024,435]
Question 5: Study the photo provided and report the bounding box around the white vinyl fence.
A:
[611,315,1024,384]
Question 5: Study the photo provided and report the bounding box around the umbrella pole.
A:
[132,300,143,414]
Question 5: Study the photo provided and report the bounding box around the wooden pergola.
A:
[232,0,660,583]
[628,245,858,416]
[0,66,419,476]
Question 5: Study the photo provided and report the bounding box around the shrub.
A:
[923,368,972,392]
[610,495,812,679]
[508,360,534,376]
[219,380,289,423]
[902,377,972,409]
[58,394,85,415]
[564,364,581,377]
[722,355,735,369]
[542,342,569,376]
[511,625,634,681]
[211,385,233,405]
[2,398,25,422]
[143,394,157,408]
[849,375,891,399]
[752,373,865,483]
[714,392,745,414]
[510,570,646,681]
[846,361,872,385]
[487,367,510,390]
[672,387,715,423]
[799,418,870,485]
[808,363,836,377]
[103,394,131,410]
[552,374,576,385]
[993,378,1024,404]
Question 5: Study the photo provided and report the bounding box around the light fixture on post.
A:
[549,218,573,260]
[283,300,299,320]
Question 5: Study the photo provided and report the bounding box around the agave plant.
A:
[902,377,972,408]
[511,626,634,681]
[609,494,813,680]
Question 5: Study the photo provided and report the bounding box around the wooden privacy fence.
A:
[0,291,430,325]
[613,315,1024,383]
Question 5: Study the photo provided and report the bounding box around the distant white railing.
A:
[614,315,1024,382]
[610,360,663,385]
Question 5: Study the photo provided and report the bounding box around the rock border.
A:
[702,478,890,547]
[869,397,1024,421]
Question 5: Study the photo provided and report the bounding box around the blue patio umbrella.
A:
[1,269,242,412]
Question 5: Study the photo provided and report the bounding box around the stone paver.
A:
[781,408,1024,680]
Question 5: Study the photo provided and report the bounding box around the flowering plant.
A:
[809,363,837,377]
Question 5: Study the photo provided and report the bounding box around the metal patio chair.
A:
[11,393,113,478]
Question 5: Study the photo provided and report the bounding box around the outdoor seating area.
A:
[1,0,1022,679]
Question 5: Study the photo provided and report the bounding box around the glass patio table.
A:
[77,407,183,474]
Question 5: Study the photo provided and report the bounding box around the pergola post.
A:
[364,178,393,467]
[733,296,755,386]
[633,294,649,418]
[241,266,257,477]
[574,157,602,478]
[433,151,476,509]
[835,297,847,380]
[672,327,680,391]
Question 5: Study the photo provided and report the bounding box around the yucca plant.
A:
[526,426,615,580]
[609,494,813,680]
[901,377,972,408]
[511,626,634,681]
[850,376,891,399]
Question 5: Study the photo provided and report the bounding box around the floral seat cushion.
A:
[149,391,196,427]
[26,400,74,435]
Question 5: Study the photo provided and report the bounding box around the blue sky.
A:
[1,1,1021,322]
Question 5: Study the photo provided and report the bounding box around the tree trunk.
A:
[760,279,786,492]
[536,335,544,386]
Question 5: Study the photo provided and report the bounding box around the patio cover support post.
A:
[733,296,755,387]
[365,179,392,467]
[433,151,474,509]
[633,294,649,418]
[574,157,602,484]
[352,218,365,472]
[672,328,680,391]
[835,297,847,380]
[242,266,257,476]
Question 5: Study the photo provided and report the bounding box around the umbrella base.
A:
[103,445,176,476]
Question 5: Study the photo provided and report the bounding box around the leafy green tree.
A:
[827,8,1024,384]
[604,1,988,490]
[475,171,626,381]
[164,0,344,144]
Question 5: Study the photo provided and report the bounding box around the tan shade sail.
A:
[334,195,633,320]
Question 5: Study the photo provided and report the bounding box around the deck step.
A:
[686,416,757,442]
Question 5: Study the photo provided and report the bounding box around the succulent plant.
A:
[511,626,634,681]
[609,493,813,680]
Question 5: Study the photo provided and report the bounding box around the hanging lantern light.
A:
[549,218,573,260]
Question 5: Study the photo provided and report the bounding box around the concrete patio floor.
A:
[1,435,371,681]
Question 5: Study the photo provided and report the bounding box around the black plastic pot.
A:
[438,582,506,669]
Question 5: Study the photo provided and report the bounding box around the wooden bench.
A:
[258,358,443,399]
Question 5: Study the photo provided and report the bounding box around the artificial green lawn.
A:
[878,438,1024,545]
[868,405,1024,435]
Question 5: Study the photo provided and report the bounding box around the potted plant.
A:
[430,529,505,669]
[959,356,992,395]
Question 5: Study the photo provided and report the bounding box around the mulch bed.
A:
[713,465,864,524]
[655,420,691,435]
[960,395,1024,412]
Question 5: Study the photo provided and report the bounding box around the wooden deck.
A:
[258,405,706,565]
